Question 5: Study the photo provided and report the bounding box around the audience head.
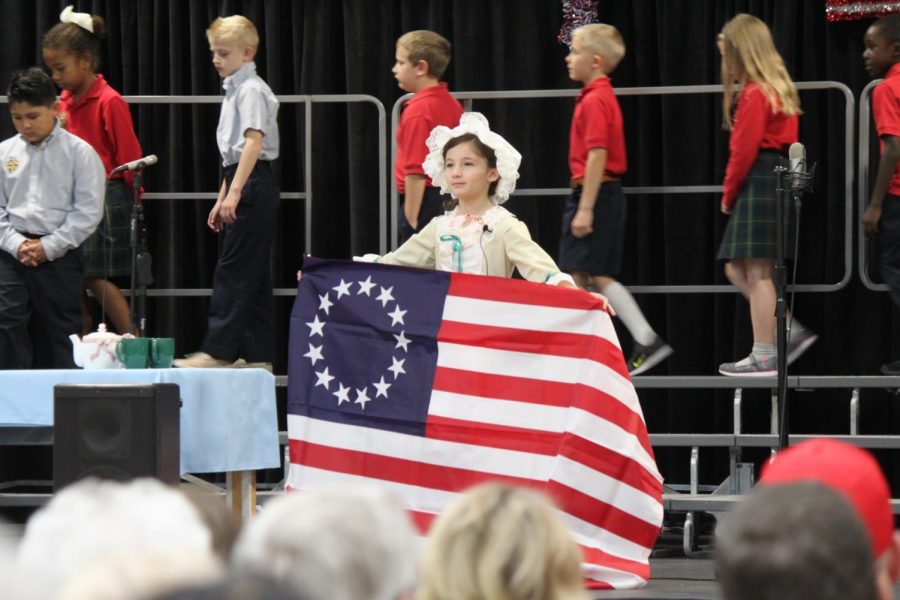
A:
[15,478,218,600]
[232,483,417,600]
[183,487,243,561]
[417,482,589,600]
[760,438,900,598]
[0,519,19,600]
[56,549,222,600]
[716,481,878,600]
[152,572,303,600]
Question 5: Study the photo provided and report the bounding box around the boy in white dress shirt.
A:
[0,67,104,368]
[175,15,280,371]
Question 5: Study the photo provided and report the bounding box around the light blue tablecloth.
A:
[0,369,280,474]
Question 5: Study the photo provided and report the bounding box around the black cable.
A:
[479,225,491,276]
[786,194,802,347]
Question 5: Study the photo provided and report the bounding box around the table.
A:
[0,368,280,517]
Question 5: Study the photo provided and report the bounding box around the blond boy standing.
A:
[176,15,279,370]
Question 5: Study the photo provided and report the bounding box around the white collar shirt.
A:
[217,61,280,167]
[0,120,105,261]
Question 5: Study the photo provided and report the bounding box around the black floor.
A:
[593,559,717,600]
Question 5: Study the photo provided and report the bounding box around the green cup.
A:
[116,337,150,369]
[150,338,176,369]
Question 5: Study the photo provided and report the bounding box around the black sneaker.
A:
[628,337,673,376]
[881,359,900,376]
[786,327,818,365]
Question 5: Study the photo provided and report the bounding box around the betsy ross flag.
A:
[287,257,663,589]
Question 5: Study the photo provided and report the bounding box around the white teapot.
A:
[69,323,128,369]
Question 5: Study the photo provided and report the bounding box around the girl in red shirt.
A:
[717,14,816,376]
[43,6,144,336]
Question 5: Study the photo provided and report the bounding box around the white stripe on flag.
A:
[581,563,647,589]
[287,463,455,517]
[428,391,660,485]
[443,295,620,347]
[553,456,664,526]
[568,408,662,484]
[286,462,654,565]
[560,511,654,562]
[428,390,569,431]
[437,341,644,419]
[288,414,555,479]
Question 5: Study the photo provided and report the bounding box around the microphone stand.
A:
[128,167,153,337]
[773,164,790,450]
[775,162,813,450]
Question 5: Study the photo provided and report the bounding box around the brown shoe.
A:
[173,352,234,368]
[233,358,274,373]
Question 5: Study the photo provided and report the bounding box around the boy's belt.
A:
[571,175,620,188]
[16,232,42,240]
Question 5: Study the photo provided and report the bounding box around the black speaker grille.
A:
[53,384,180,490]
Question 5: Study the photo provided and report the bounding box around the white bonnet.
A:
[421,112,522,204]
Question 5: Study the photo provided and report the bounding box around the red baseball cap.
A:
[760,438,894,556]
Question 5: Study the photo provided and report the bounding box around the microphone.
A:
[110,155,158,175]
[482,224,492,234]
[788,143,806,192]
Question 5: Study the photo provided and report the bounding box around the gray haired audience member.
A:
[14,478,221,600]
[152,572,303,600]
[716,481,879,600]
[232,483,418,600]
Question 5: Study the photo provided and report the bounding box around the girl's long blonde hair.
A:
[720,13,800,128]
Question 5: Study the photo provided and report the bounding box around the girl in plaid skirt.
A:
[716,14,816,376]
[43,6,144,335]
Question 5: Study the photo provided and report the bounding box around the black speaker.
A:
[53,384,181,490]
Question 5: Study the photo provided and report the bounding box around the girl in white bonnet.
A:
[371,112,611,309]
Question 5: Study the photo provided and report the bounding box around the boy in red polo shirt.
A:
[864,14,900,375]
[559,23,671,375]
[393,30,463,244]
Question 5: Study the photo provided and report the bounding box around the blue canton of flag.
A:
[289,257,447,436]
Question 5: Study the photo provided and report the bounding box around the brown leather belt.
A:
[571,175,620,188]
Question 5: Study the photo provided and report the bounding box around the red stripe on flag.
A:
[290,439,539,492]
[546,480,661,550]
[560,433,664,497]
[408,508,438,534]
[426,414,560,455]
[433,366,573,407]
[448,273,605,311]
[437,320,629,378]
[432,367,655,458]
[580,545,651,583]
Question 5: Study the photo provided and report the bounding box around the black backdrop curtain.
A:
[1,0,897,489]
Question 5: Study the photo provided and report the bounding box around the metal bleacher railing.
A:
[124,93,387,297]
[859,78,888,292]
[391,82,856,293]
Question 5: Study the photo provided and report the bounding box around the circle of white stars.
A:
[304,275,412,410]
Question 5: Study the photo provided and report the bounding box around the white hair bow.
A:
[60,5,93,33]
